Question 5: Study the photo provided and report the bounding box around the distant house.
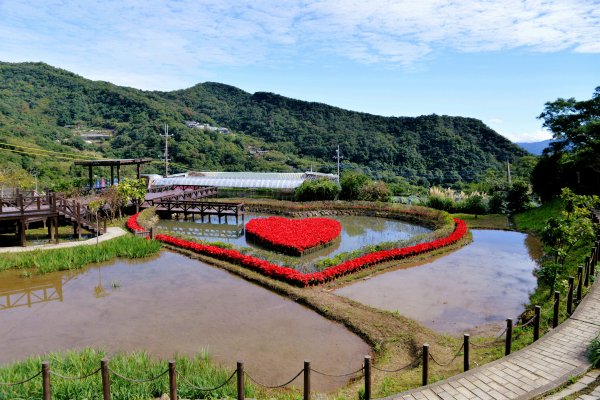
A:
[184,121,230,133]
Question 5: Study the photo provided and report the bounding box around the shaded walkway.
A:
[386,276,600,400]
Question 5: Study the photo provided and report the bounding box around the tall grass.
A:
[0,235,161,274]
[0,349,252,400]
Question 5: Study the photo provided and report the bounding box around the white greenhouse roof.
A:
[150,171,338,190]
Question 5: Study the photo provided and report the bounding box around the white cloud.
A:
[501,129,554,143]
[0,0,598,88]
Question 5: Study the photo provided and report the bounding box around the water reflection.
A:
[0,252,369,391]
[157,213,431,268]
[335,230,540,335]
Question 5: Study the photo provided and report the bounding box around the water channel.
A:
[335,229,541,334]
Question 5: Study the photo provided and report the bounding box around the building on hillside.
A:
[146,171,338,199]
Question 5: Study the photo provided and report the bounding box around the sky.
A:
[0,0,599,143]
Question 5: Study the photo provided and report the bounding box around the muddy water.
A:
[0,252,369,391]
[158,213,431,268]
[335,230,540,335]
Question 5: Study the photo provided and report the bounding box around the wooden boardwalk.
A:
[386,274,600,400]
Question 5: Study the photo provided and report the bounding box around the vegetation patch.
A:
[0,235,161,274]
[0,348,250,400]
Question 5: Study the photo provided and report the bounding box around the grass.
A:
[0,235,161,274]
[513,198,563,233]
[0,349,252,400]
[451,213,510,230]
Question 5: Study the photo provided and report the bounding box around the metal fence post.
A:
[464,334,470,372]
[422,344,429,386]
[505,319,513,356]
[553,291,560,328]
[584,256,590,287]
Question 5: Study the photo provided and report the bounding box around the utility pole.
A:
[334,145,344,182]
[507,159,512,185]
[160,123,172,177]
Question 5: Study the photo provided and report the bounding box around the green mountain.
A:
[0,62,527,188]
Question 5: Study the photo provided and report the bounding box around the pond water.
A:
[0,252,369,391]
[157,213,431,270]
[335,230,541,335]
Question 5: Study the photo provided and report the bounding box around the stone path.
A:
[385,277,600,400]
[0,227,127,253]
[544,369,600,399]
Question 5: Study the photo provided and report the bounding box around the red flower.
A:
[126,215,467,287]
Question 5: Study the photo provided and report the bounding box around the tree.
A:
[295,179,340,201]
[116,178,147,213]
[534,87,600,198]
[340,172,370,200]
[539,188,599,293]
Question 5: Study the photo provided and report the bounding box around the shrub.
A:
[340,172,370,200]
[426,195,455,211]
[294,179,340,201]
[588,336,600,367]
[458,194,488,214]
[358,181,392,202]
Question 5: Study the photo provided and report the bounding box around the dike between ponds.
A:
[385,269,600,400]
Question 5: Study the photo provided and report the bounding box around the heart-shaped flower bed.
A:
[245,217,342,256]
[128,213,467,287]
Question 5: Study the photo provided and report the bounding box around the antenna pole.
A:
[507,159,512,185]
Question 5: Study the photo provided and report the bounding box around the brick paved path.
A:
[386,278,600,400]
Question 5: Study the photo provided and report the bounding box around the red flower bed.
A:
[127,213,467,287]
[245,217,342,256]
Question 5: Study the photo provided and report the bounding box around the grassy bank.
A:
[0,235,161,274]
[0,349,251,400]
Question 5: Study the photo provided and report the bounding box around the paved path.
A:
[0,227,127,253]
[386,276,600,400]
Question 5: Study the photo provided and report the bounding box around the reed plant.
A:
[0,348,251,400]
[0,235,161,274]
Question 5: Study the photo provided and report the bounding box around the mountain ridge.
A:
[0,61,528,185]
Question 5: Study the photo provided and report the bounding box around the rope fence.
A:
[2,234,598,400]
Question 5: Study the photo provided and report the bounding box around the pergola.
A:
[74,158,153,190]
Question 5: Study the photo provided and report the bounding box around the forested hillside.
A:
[0,62,527,189]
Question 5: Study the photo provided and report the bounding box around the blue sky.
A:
[1,0,598,142]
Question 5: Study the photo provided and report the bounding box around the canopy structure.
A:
[74,158,153,190]
[149,171,338,191]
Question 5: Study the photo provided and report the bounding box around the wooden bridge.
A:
[143,185,245,224]
[0,192,106,246]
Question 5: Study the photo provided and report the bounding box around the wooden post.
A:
[591,247,596,276]
[577,266,583,303]
[88,165,93,191]
[101,358,111,400]
[567,276,574,315]
[20,218,27,247]
[76,202,81,240]
[505,319,513,356]
[303,360,311,400]
[110,165,114,186]
[116,164,121,185]
[553,291,560,328]
[136,163,141,179]
[169,361,177,400]
[463,334,470,372]
[422,344,429,386]
[149,227,154,239]
[42,361,51,400]
[584,256,590,287]
[237,361,244,400]
[364,356,371,400]
[48,217,53,240]
[533,306,541,342]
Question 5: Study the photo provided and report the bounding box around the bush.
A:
[458,194,488,214]
[506,180,532,213]
[340,172,370,200]
[357,181,392,202]
[588,336,600,367]
[426,195,455,211]
[294,179,340,201]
